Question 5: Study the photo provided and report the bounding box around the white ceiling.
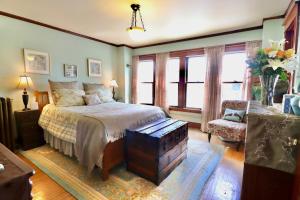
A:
[0,0,290,47]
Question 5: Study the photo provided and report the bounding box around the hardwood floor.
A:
[19,128,244,200]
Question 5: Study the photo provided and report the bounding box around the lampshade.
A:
[17,75,32,90]
[127,27,146,41]
[110,80,118,88]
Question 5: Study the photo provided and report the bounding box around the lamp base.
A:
[22,108,31,111]
[22,92,30,111]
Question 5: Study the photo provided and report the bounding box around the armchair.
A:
[207,100,249,150]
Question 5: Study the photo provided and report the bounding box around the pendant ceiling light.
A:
[127,4,146,40]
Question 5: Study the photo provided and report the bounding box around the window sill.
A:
[169,107,202,114]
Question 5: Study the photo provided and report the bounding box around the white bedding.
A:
[39,102,166,172]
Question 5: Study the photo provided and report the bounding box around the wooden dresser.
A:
[0,143,34,200]
[241,102,300,200]
[126,118,188,185]
[15,109,45,150]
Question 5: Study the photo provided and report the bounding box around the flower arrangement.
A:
[246,39,298,80]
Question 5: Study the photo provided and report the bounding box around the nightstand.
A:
[15,109,45,150]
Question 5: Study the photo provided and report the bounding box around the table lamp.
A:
[17,75,32,111]
[110,80,118,100]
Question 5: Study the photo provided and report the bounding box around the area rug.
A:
[21,139,224,200]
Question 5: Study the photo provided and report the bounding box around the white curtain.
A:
[201,45,225,132]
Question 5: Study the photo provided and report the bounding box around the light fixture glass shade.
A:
[127,26,145,41]
[17,75,32,89]
[110,80,118,88]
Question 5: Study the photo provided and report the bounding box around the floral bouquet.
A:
[246,39,297,80]
[246,40,298,105]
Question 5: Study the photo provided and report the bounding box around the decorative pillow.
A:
[83,83,114,103]
[49,80,80,104]
[52,89,85,107]
[223,108,246,122]
[83,94,102,105]
[83,83,104,91]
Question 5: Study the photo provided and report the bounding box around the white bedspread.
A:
[39,102,166,172]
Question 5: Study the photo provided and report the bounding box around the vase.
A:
[259,74,279,106]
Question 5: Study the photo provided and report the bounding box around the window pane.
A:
[138,83,153,104]
[168,83,178,106]
[167,58,180,82]
[222,83,243,101]
[187,56,207,82]
[222,53,246,82]
[138,60,154,82]
[186,83,204,109]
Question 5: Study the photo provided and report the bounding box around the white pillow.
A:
[83,94,102,105]
[84,84,114,103]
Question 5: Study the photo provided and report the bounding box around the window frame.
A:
[169,48,205,110]
[168,43,246,112]
[138,54,156,105]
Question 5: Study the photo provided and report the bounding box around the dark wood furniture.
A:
[0,143,34,200]
[15,109,45,150]
[241,102,300,200]
[126,118,188,185]
[0,97,15,151]
[34,91,126,180]
[241,163,293,200]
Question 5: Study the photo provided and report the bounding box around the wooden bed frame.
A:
[35,91,124,180]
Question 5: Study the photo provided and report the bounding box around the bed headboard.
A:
[34,91,49,111]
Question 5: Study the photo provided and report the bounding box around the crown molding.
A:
[0,10,287,49]
[0,10,119,47]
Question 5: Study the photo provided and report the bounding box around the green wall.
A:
[262,18,285,47]
[0,16,118,110]
[133,29,263,55]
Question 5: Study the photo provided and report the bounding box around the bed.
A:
[35,91,166,180]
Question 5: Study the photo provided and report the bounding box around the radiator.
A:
[0,98,15,151]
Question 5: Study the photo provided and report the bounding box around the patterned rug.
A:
[21,139,224,200]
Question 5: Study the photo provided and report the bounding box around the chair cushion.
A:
[208,119,246,142]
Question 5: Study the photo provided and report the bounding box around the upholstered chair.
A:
[207,100,249,150]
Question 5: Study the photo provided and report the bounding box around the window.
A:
[221,52,247,101]
[167,49,206,110]
[137,56,155,105]
[186,56,206,109]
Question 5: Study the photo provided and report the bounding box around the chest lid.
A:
[130,118,187,138]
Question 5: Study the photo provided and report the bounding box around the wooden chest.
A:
[125,118,188,185]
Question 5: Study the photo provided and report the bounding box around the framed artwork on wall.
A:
[64,64,77,78]
[24,49,50,74]
[88,58,102,77]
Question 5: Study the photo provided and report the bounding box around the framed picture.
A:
[64,64,77,78]
[24,49,50,74]
[88,58,102,77]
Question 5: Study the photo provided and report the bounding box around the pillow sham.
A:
[49,80,81,105]
[83,94,102,105]
[83,83,115,103]
[83,83,104,91]
[52,89,85,107]
[223,108,246,123]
